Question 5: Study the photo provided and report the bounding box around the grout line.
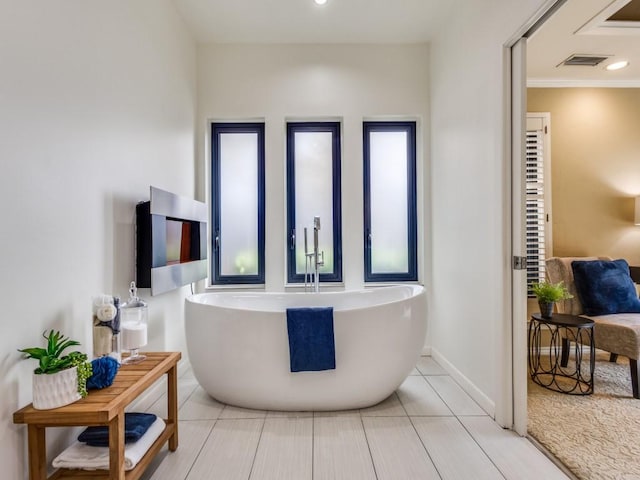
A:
[393,380,444,479]
[246,416,266,480]
[181,419,217,480]
[424,373,487,416]
[406,416,443,479]
[413,362,503,478]
[359,413,379,480]
[396,389,411,418]
[452,416,508,480]
[423,359,507,477]
[419,374,456,417]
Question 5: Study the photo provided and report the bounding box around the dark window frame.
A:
[363,121,418,282]
[210,122,266,285]
[286,121,343,284]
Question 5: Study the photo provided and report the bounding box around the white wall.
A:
[196,43,430,293]
[0,1,196,477]
[429,0,548,420]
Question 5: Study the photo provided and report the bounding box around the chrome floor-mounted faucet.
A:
[304,216,324,292]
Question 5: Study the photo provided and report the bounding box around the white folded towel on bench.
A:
[52,417,165,471]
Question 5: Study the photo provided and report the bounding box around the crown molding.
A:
[527,78,640,88]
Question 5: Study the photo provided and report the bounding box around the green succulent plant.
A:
[531,281,573,303]
[19,330,92,397]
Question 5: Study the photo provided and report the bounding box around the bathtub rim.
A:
[186,283,425,313]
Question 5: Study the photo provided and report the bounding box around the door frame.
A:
[510,37,529,435]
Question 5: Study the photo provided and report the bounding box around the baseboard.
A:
[421,345,431,356]
[537,343,592,355]
[430,347,496,418]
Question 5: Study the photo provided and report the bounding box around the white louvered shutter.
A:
[525,115,551,296]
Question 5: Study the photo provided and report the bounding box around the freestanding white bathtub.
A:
[184,285,426,411]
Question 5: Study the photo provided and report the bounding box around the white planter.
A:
[32,366,81,410]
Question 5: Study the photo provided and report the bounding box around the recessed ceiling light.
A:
[606,60,629,71]
[314,0,327,5]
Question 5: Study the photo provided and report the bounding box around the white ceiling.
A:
[173,0,640,84]
[527,0,640,85]
[172,0,453,44]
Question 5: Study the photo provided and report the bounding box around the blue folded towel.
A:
[286,307,336,372]
[77,412,157,446]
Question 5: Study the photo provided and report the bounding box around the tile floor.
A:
[134,357,571,480]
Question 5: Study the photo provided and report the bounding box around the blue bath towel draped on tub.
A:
[286,307,336,372]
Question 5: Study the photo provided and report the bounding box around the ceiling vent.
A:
[558,54,611,67]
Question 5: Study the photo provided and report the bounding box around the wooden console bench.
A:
[13,351,181,480]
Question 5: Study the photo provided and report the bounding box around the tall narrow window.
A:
[211,122,265,284]
[526,113,552,296]
[363,121,417,282]
[286,122,342,284]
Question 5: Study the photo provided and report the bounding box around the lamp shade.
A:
[635,197,640,225]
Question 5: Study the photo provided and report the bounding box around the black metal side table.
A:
[528,313,595,395]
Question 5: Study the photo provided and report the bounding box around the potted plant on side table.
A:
[532,281,573,319]
[18,330,92,410]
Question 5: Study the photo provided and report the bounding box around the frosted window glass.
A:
[294,131,334,274]
[219,133,259,276]
[369,131,409,274]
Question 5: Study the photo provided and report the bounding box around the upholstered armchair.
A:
[545,256,640,399]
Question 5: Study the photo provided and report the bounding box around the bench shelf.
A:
[13,351,181,480]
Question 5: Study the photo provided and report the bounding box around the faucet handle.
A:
[318,250,325,266]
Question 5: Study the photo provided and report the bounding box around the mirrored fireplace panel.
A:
[136,186,207,295]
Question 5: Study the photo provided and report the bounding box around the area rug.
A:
[528,350,640,480]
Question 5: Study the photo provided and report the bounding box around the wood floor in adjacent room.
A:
[135,357,569,480]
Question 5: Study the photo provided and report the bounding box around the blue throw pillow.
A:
[571,259,640,316]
